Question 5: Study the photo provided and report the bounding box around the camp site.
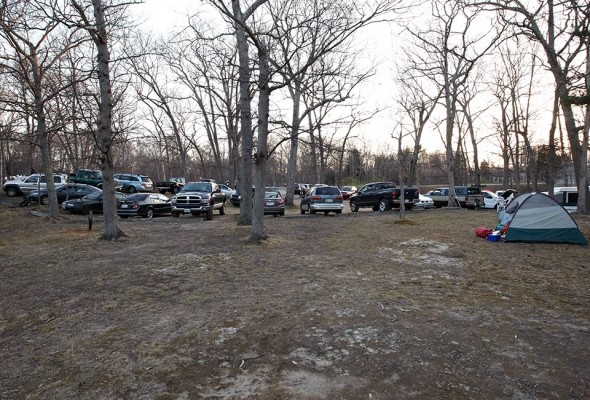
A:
[1,192,589,399]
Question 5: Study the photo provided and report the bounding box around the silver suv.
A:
[2,173,68,197]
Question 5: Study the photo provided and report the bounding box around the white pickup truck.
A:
[2,173,68,197]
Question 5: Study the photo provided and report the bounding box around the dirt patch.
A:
[0,200,589,399]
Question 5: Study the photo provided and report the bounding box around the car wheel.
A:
[310,207,316,215]
[145,207,154,219]
[82,206,91,215]
[172,212,180,218]
[128,186,136,194]
[280,210,284,216]
[120,215,128,219]
[324,211,329,215]
[5,187,19,197]
[206,208,213,221]
[379,199,391,212]
[219,203,226,215]
[41,195,50,205]
[350,201,359,213]
[300,207,305,214]
[406,204,414,211]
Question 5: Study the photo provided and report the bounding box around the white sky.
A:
[131,0,555,166]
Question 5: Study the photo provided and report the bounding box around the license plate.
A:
[326,199,333,202]
[266,201,273,206]
[183,209,190,213]
[121,204,128,208]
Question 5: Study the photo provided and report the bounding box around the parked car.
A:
[300,185,344,215]
[62,191,127,214]
[155,177,185,194]
[349,182,420,212]
[170,181,226,220]
[339,185,357,200]
[481,190,501,209]
[294,183,306,196]
[25,183,100,205]
[218,184,236,200]
[415,194,434,209]
[114,173,153,193]
[68,169,123,191]
[2,173,69,197]
[264,190,285,216]
[117,193,172,218]
[426,186,484,209]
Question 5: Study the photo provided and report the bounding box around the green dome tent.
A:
[498,193,587,245]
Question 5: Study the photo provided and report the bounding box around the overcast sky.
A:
[131,0,555,166]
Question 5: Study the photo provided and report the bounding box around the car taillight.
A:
[336,195,343,200]
[312,196,321,200]
[391,192,398,199]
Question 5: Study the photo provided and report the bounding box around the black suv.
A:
[170,181,226,220]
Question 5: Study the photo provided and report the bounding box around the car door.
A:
[156,193,172,214]
[355,184,373,207]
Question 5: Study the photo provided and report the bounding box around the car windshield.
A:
[182,182,212,192]
[341,186,352,191]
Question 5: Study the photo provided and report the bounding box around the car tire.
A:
[336,210,342,214]
[280,210,284,216]
[82,206,91,215]
[172,212,180,218]
[5,186,19,197]
[310,207,316,215]
[300,208,305,215]
[41,195,50,205]
[350,201,359,213]
[406,204,414,211]
[206,208,213,221]
[145,207,154,219]
[378,199,390,212]
[120,215,128,219]
[127,186,136,194]
[219,203,226,215]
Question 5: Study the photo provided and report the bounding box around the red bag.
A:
[475,227,492,238]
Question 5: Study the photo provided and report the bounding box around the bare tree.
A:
[210,0,403,240]
[406,0,502,206]
[69,0,137,240]
[471,0,590,212]
[0,0,88,217]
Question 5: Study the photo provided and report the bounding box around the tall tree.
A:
[407,0,501,206]
[0,0,87,218]
[471,0,590,213]
[70,0,135,240]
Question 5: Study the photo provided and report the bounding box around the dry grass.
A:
[1,200,589,399]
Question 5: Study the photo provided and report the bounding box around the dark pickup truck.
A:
[349,182,420,212]
[155,177,185,194]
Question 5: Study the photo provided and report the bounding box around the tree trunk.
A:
[251,47,270,242]
[92,0,123,240]
[284,81,301,207]
[232,0,253,226]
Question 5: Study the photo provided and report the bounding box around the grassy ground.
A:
[1,199,589,399]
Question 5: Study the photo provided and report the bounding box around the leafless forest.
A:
[0,0,589,239]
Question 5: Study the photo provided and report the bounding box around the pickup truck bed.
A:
[349,182,419,212]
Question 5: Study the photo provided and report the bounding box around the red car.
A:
[339,185,357,200]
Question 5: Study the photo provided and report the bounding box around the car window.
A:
[317,187,339,196]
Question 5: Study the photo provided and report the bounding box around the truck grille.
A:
[176,195,204,205]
